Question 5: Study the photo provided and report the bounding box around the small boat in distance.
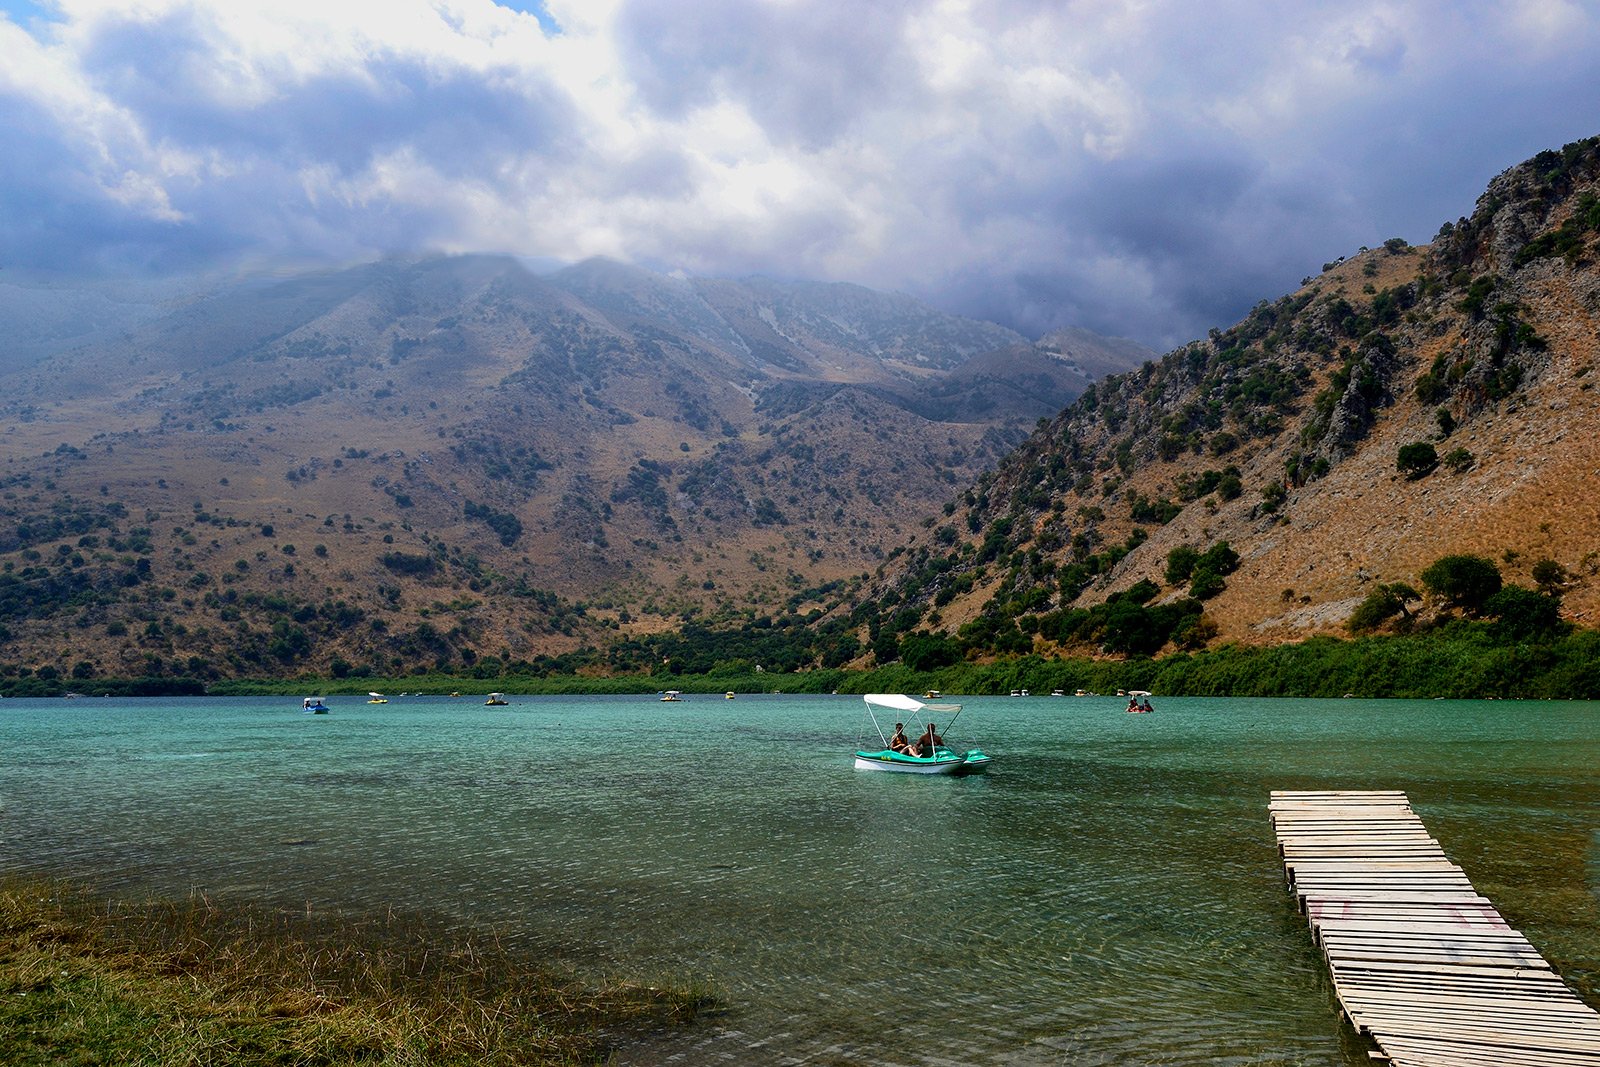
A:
[924,689,942,700]
[367,692,388,704]
[725,692,736,700]
[854,693,990,775]
[302,697,330,714]
[660,690,683,702]
[485,693,509,706]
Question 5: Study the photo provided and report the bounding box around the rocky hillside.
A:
[861,137,1600,660]
[0,257,1148,681]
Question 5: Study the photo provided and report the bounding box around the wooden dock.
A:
[1270,789,1600,1066]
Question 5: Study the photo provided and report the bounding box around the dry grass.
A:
[0,876,712,1065]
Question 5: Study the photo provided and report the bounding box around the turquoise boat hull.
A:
[853,745,991,775]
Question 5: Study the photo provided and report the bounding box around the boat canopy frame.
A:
[861,692,963,747]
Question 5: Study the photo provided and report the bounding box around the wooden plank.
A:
[1272,789,1600,1066]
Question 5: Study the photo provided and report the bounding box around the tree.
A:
[1347,582,1420,633]
[1188,570,1227,600]
[1396,442,1438,478]
[1421,554,1502,613]
[1531,558,1570,597]
[899,631,961,672]
[1197,541,1240,575]
[1165,546,1200,585]
[1172,612,1218,649]
[1100,601,1165,655]
[1484,585,1563,640]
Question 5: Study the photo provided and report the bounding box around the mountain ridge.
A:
[0,256,1147,680]
[859,136,1600,664]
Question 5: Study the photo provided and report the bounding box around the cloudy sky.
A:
[2,0,1598,349]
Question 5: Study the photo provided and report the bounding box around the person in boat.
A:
[917,722,943,754]
[889,723,911,753]
[1126,696,1139,713]
[1140,698,1154,713]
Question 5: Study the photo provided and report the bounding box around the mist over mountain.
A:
[0,256,1147,680]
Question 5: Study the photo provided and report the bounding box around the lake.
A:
[3,693,1597,1065]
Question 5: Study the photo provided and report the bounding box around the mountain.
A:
[908,326,1156,422]
[862,136,1600,660]
[0,256,1146,681]
[0,273,196,372]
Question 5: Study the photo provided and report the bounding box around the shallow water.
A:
[3,693,1597,1064]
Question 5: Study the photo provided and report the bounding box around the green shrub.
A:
[1259,482,1286,513]
[1531,558,1570,596]
[1165,546,1200,585]
[1347,583,1419,633]
[1397,442,1438,478]
[1421,554,1502,613]
[1189,570,1226,600]
[1485,584,1563,639]
[1414,373,1447,403]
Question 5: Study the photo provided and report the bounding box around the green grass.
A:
[0,877,712,1066]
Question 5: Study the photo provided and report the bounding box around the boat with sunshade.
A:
[854,693,991,775]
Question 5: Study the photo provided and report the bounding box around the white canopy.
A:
[863,693,962,716]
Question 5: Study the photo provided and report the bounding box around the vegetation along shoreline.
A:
[0,875,712,1066]
[6,616,1596,701]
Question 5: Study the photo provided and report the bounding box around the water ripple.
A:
[3,694,1597,1064]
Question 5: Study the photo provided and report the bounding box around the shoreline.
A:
[3,620,1600,703]
[5,620,1600,700]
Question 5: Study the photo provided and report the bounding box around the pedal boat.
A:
[854,693,991,775]
[853,744,991,775]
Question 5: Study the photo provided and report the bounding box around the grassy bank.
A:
[7,621,1599,700]
[0,876,710,1066]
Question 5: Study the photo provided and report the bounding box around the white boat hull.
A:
[853,747,991,775]
[855,754,966,775]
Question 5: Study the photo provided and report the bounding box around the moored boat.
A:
[854,693,991,775]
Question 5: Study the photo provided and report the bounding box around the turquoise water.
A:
[2,694,1597,1064]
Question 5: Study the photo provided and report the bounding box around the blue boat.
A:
[302,697,330,714]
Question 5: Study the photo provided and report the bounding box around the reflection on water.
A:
[3,694,1597,1065]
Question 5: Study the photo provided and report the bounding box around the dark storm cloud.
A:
[613,0,916,149]
[77,7,578,178]
[0,90,188,273]
[1,0,1598,350]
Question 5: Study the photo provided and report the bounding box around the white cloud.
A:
[1,0,1597,345]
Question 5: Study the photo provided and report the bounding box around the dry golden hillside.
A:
[868,137,1600,656]
[0,257,1152,681]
